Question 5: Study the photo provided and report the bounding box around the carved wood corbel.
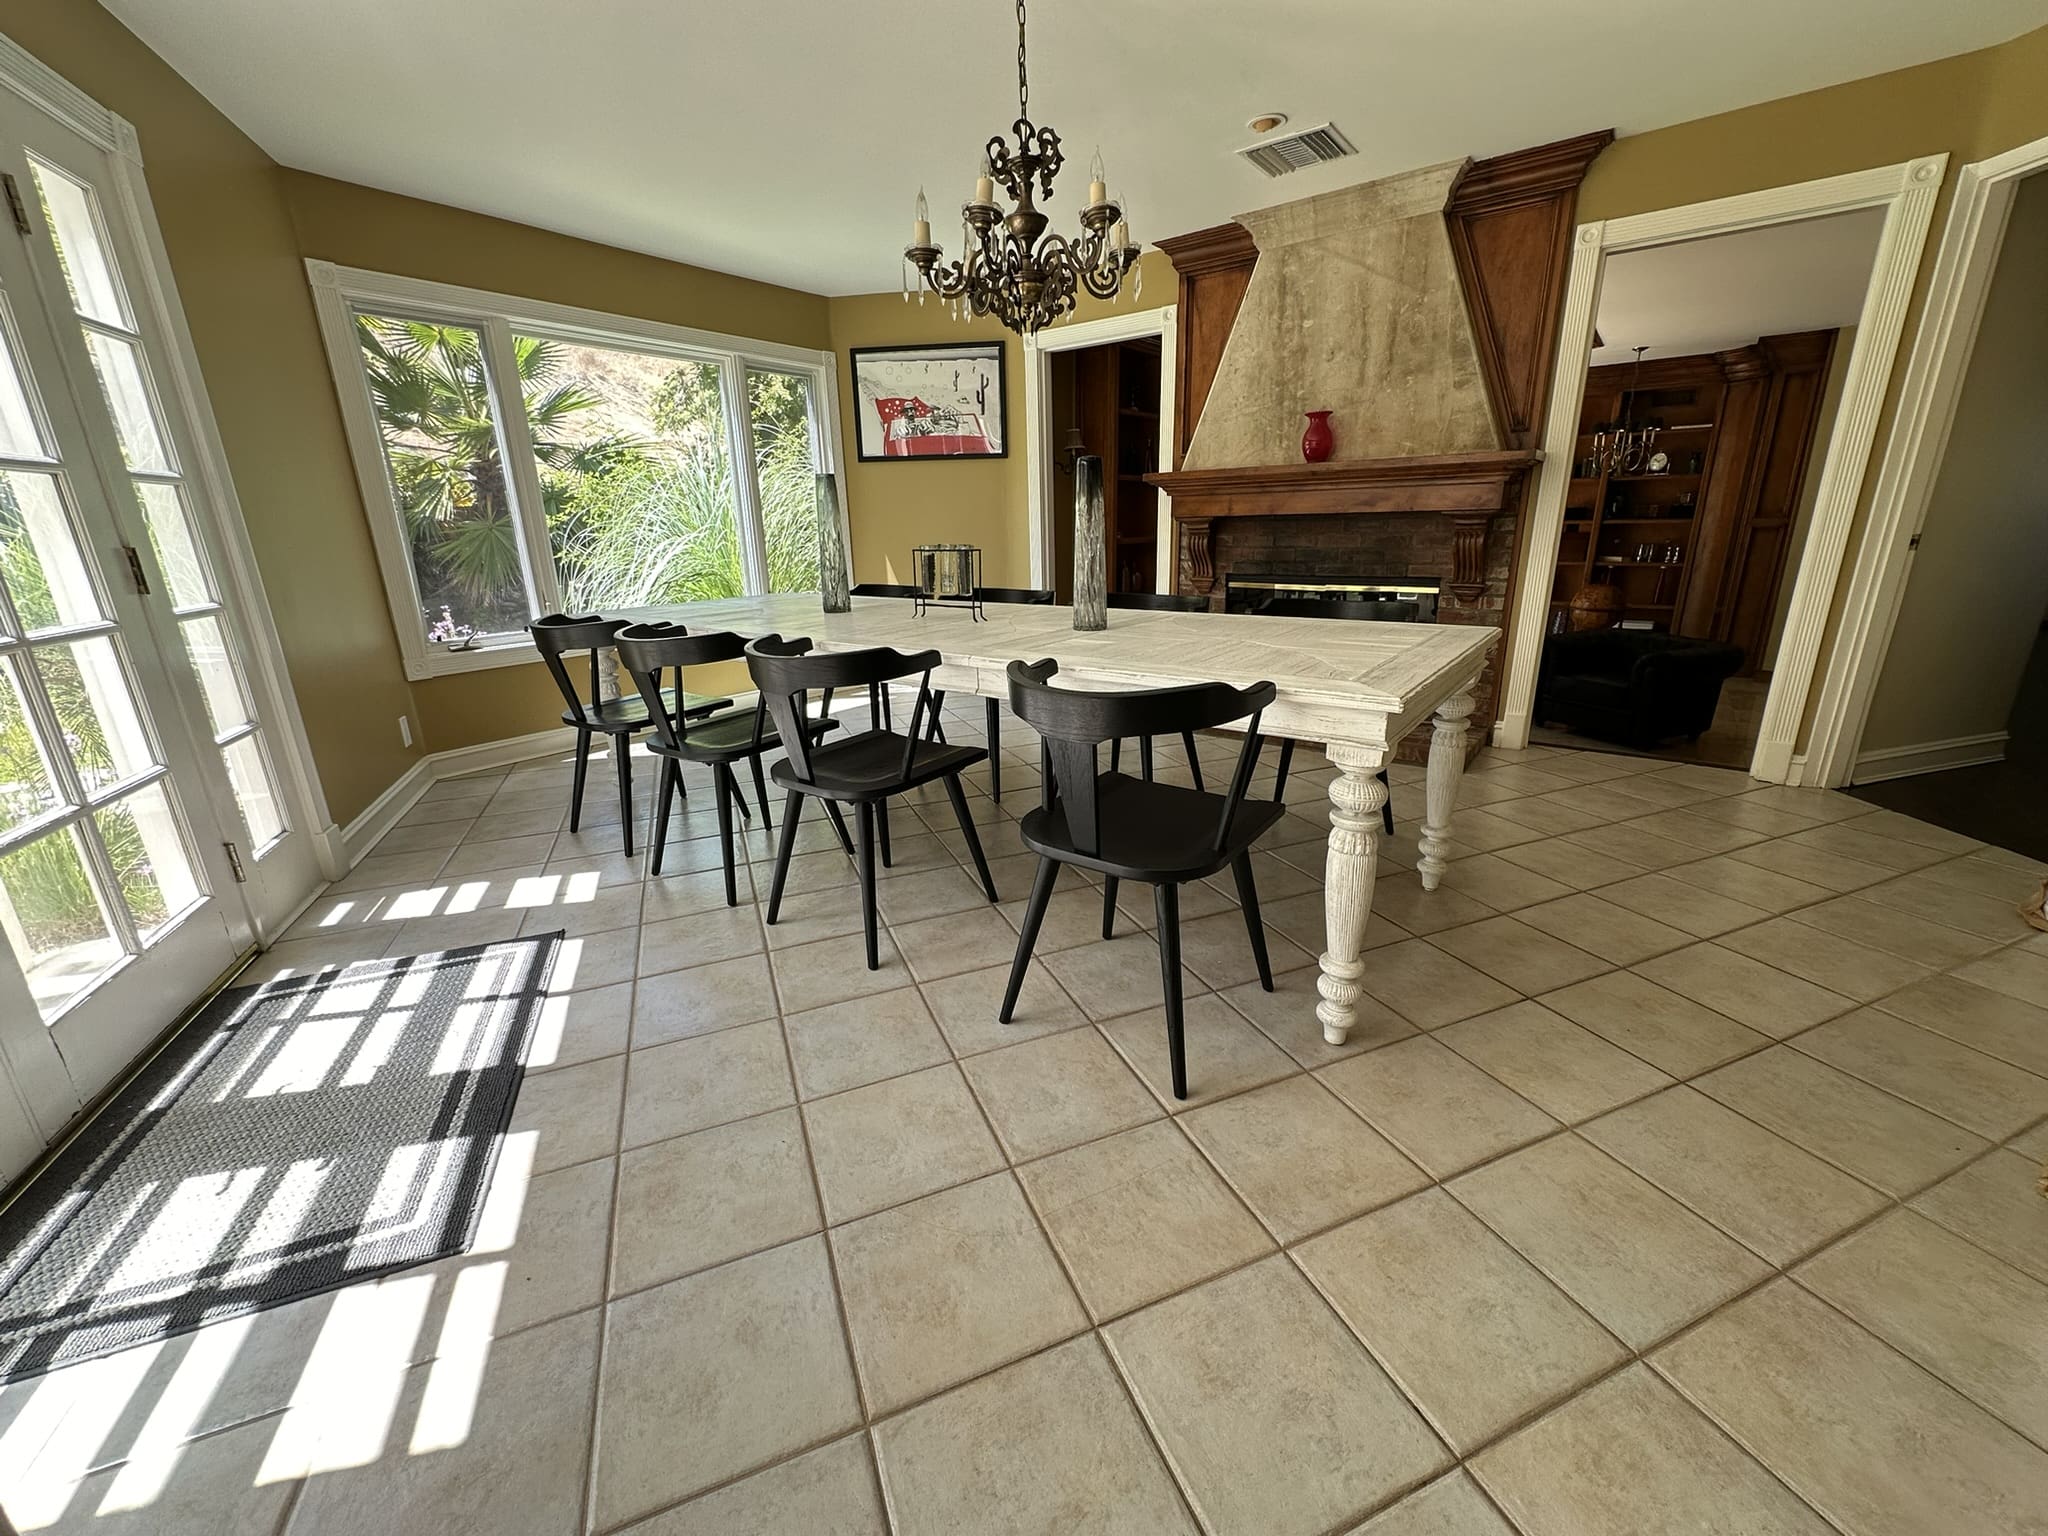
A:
[1180,517,1217,594]
[1448,514,1491,603]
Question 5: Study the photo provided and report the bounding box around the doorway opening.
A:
[1047,336,1162,602]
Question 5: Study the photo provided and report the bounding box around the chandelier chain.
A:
[1016,0,1029,119]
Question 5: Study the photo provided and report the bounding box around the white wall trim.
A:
[0,29,117,150]
[1851,731,2008,783]
[1497,156,1947,789]
[337,726,581,868]
[1022,305,1177,592]
[1805,132,2048,786]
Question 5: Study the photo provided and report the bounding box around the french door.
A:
[0,83,315,1172]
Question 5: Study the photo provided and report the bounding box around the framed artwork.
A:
[849,341,1007,460]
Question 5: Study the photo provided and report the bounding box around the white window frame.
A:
[306,261,845,681]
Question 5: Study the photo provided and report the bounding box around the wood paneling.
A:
[1153,222,1257,469]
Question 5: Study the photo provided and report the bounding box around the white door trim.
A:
[1022,305,1177,592]
[1496,156,1947,784]
[1805,133,2048,786]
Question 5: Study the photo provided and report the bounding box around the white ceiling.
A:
[1590,209,1884,365]
[105,0,2048,297]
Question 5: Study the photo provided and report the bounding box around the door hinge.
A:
[121,543,151,595]
[2,174,31,237]
[223,841,246,883]
[1907,532,1923,551]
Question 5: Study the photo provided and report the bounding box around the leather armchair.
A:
[1536,630,1744,747]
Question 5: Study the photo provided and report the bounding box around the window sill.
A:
[401,636,543,682]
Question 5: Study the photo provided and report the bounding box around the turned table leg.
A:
[1316,741,1390,1046]
[1417,690,1475,892]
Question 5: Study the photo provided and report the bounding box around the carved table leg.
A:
[1316,741,1390,1046]
[1418,689,1475,891]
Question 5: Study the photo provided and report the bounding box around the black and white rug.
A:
[0,933,561,1383]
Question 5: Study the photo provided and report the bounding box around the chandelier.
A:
[902,0,1141,336]
[1590,346,1660,476]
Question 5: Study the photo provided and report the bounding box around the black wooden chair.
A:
[999,659,1285,1099]
[1258,597,1421,622]
[614,623,845,903]
[926,585,1056,803]
[529,614,730,857]
[748,636,999,969]
[848,583,926,735]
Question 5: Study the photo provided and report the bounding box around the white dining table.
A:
[628,592,1497,1045]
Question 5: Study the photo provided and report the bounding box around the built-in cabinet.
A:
[1072,338,1163,593]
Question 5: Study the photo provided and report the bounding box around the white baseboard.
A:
[1852,731,2009,784]
[334,725,583,871]
[337,758,436,868]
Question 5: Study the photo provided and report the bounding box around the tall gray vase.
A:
[1072,455,1107,631]
[816,471,850,613]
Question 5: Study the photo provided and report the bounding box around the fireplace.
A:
[1226,576,1440,622]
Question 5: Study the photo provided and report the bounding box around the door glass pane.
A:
[748,370,821,594]
[135,482,213,610]
[0,470,102,633]
[518,339,742,607]
[221,732,284,848]
[29,160,130,329]
[34,637,155,791]
[0,312,51,461]
[179,614,251,737]
[0,657,61,835]
[0,824,121,1020]
[83,331,172,474]
[355,314,530,641]
[95,781,200,941]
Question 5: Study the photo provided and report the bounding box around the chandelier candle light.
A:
[902,0,1142,336]
[1591,345,1660,477]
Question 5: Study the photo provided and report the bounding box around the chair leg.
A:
[1182,731,1205,792]
[724,769,752,823]
[985,697,1001,802]
[714,765,738,908]
[649,758,678,876]
[1140,736,1154,781]
[1274,738,1295,799]
[877,799,893,868]
[1000,855,1060,1022]
[568,727,592,832]
[822,800,855,857]
[1231,852,1274,992]
[944,774,997,901]
[614,733,635,858]
[750,753,774,833]
[1154,882,1188,1100]
[855,801,880,970]
[1378,767,1394,835]
[765,790,804,923]
[1101,876,1119,940]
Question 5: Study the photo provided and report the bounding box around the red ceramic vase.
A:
[1301,410,1334,463]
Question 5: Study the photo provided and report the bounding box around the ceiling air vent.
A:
[1236,122,1357,178]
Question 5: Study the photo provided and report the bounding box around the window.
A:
[311,266,840,678]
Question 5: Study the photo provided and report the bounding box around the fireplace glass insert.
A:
[1225,577,1440,622]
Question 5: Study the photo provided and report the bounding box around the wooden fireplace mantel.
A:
[1146,449,1541,601]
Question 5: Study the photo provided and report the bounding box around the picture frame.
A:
[849,341,1007,461]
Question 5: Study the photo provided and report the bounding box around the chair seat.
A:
[563,687,729,732]
[1018,772,1286,881]
[646,709,838,764]
[771,728,985,800]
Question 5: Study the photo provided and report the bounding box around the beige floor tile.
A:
[1538,970,1769,1077]
[1658,852,1833,913]
[1358,938,1521,1030]
[1842,807,1985,854]
[1788,821,1955,874]
[1318,1036,1559,1179]
[1433,852,1576,912]
[961,1025,1161,1160]
[1726,838,1893,893]
[442,832,556,876]
[620,1018,793,1149]
[1653,1280,2048,1536]
[1915,853,2043,902]
[1262,889,1412,960]
[1443,807,1547,857]
[1177,907,1317,989]
[830,1173,1085,1412]
[612,1108,820,1293]
[1105,1256,1449,1536]
[802,1063,1004,1223]
[1798,1210,2048,1444]
[1450,1135,1770,1349]
[509,1053,625,1172]
[1043,931,1206,1021]
[1372,873,1497,936]
[1873,974,2048,1078]
[784,986,951,1099]
[524,979,632,1072]
[632,953,779,1046]
[1581,1086,1885,1264]
[1957,946,2048,1009]
[1299,1190,1625,1453]
[1788,896,2003,970]
[893,907,1027,983]
[1633,943,1852,1038]
[1624,808,1768,855]
[1717,917,1933,1003]
[1596,870,1774,937]
[1495,834,1643,891]
[552,925,640,992]
[871,1335,1195,1536]
[24,1412,301,1536]
[1099,994,1297,1108]
[918,961,1086,1054]
[1437,1002,1672,1125]
[1794,1009,2048,1139]
[1564,822,1701,873]
[755,887,867,949]
[1346,1471,1517,1535]
[1695,1045,1988,1195]
[1471,1364,1830,1536]
[1487,795,1610,838]
[1222,966,1416,1068]
[1019,1119,1273,1319]
[1512,893,1691,966]
[593,1237,860,1528]
[1909,1149,2048,1284]
[1182,1075,1426,1243]
[1730,785,1874,824]
[622,1435,885,1536]
[874,865,996,925]
[1429,916,1610,995]
[770,929,913,1013]
[636,905,764,976]
[1005,884,1148,954]
[1858,872,2038,942]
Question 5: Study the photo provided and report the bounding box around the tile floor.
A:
[4,699,2048,1535]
